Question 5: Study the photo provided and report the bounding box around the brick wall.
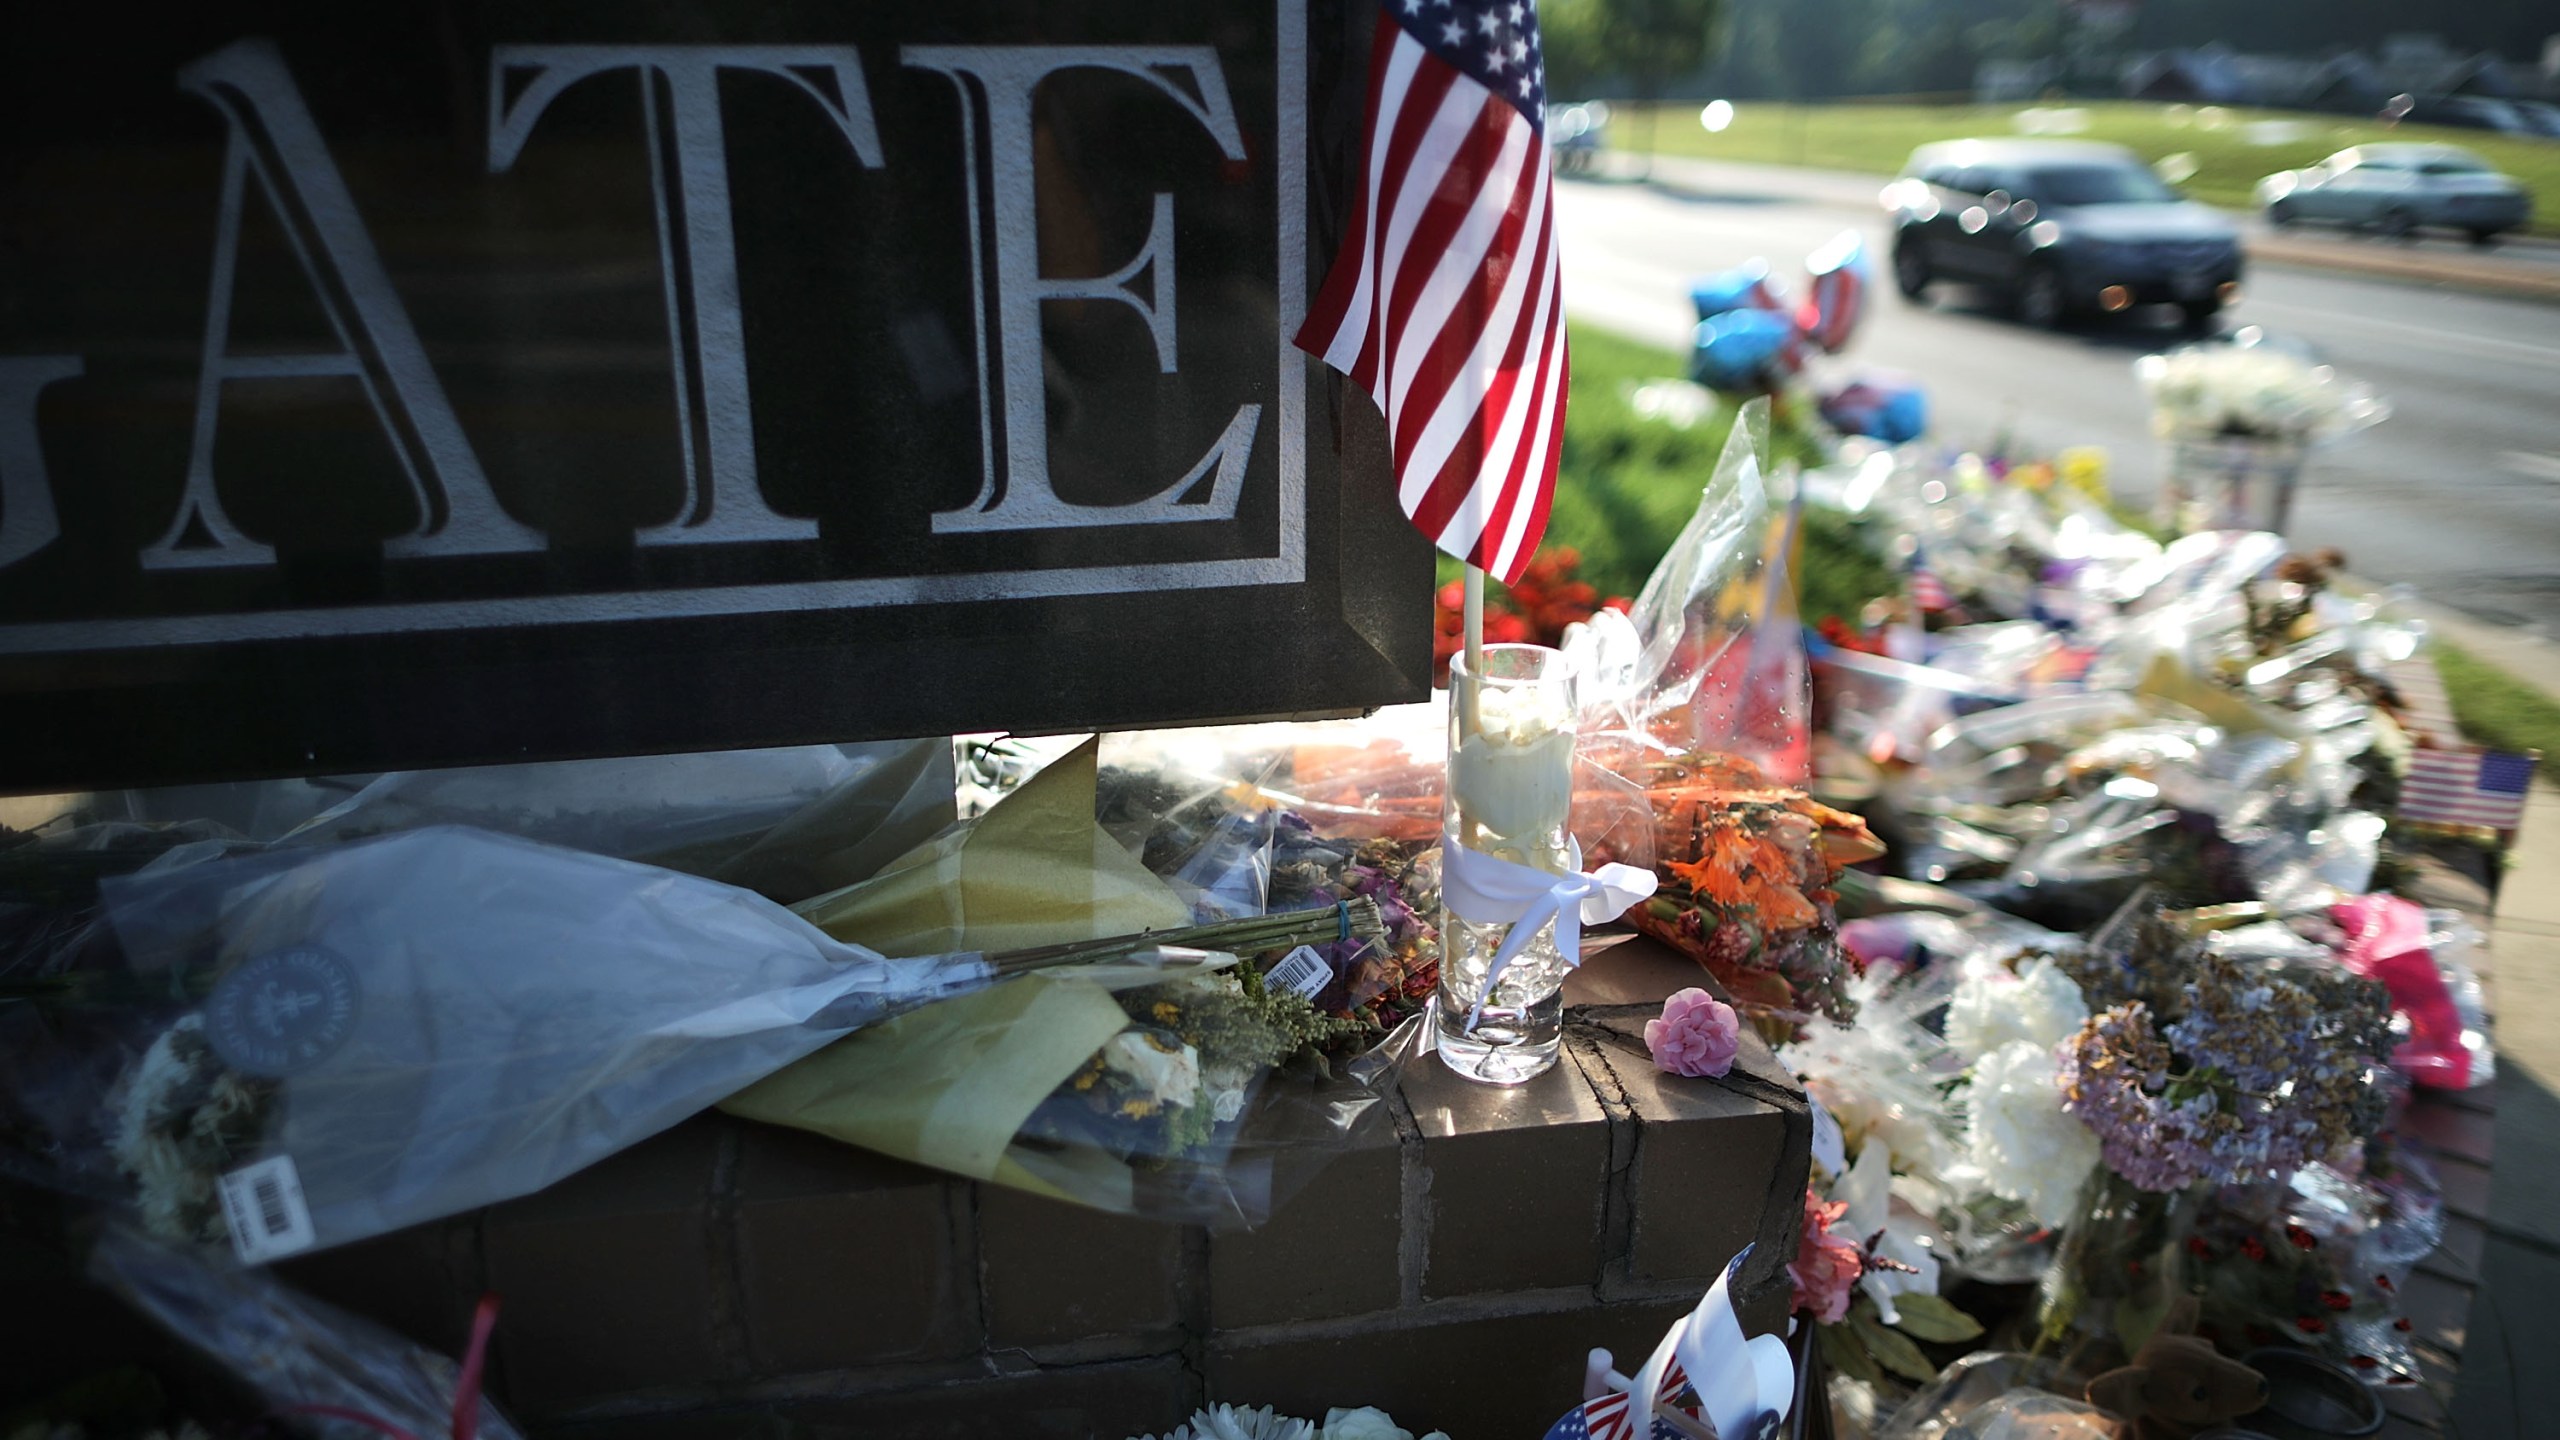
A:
[44,935,1811,1439]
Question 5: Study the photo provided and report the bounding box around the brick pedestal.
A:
[45,934,1810,1439]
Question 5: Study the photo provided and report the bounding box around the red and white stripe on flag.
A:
[1294,4,1568,586]
[2400,745,2536,830]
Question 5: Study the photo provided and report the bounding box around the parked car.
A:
[1551,103,1608,176]
[2508,99,2560,139]
[1886,139,2243,329]
[2256,144,2532,243]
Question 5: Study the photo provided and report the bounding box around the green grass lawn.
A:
[1606,99,2560,237]
[1451,324,1895,620]
[2433,642,2560,762]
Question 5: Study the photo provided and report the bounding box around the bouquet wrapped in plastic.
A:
[726,952,1397,1226]
[718,738,1406,1225]
[278,738,956,905]
[1,825,1031,1261]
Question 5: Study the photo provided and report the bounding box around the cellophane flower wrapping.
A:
[2177,1138,2445,1384]
[725,954,1397,1227]
[160,739,956,906]
[8,825,970,1260]
[88,1225,526,1438]
[725,738,1408,1227]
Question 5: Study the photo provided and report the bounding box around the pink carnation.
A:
[1790,1188,1863,1324]
[1645,987,1742,1078]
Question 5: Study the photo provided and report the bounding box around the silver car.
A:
[2256,144,2532,243]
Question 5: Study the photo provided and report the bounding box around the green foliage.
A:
[1603,99,2560,237]
[1886,1291,1987,1343]
[1818,1316,1887,1386]
[1848,1299,1941,1381]
[1795,504,1899,629]
[1518,325,1819,602]
[1561,0,1727,102]
[2434,642,2560,762]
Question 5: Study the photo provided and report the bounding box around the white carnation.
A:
[1944,957,2088,1061]
[1965,1040,2100,1229]
[1103,1031,1202,1109]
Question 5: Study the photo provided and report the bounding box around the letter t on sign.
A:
[490,47,887,546]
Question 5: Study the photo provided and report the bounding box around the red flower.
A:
[2296,1317,2327,1334]
[2240,1235,2268,1261]
[2321,1291,2354,1311]
[2126,1260,2144,1278]
[2351,1356,2380,1371]
[2374,1273,2395,1293]
[2285,1224,2319,1250]
[2394,1317,2414,1332]
[2185,1236,2212,1259]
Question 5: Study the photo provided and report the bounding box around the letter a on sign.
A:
[146,40,543,570]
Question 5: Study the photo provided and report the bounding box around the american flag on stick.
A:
[2400,745,2537,832]
[1296,0,1567,585]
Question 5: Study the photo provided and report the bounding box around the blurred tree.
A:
[1554,0,1729,173]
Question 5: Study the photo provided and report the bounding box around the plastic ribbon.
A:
[1440,832,1656,1029]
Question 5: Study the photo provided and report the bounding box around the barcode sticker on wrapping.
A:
[218,1154,316,1265]
[1264,945,1333,1001]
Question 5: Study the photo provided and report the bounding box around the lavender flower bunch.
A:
[2058,954,2390,1193]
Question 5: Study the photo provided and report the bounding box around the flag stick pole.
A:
[1460,564,1486,741]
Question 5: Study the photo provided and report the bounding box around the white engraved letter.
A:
[146,39,542,570]
[902,47,1261,533]
[0,357,83,571]
[490,46,885,546]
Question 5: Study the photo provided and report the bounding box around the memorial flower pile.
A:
[1624,754,1884,1035]
[2058,951,2393,1195]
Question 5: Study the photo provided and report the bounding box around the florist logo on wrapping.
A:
[205,946,362,1078]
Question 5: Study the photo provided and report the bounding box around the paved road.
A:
[1555,168,2560,637]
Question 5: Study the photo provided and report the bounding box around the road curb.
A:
[2247,236,2560,303]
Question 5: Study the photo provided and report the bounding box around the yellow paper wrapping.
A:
[790,737,1189,955]
[721,971,1133,1205]
[2134,649,2305,743]
[731,738,1192,1212]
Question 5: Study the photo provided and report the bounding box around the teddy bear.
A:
[2083,1297,2271,1440]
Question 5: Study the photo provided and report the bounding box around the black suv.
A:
[1886,139,2243,329]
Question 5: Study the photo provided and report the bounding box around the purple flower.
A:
[1646,988,1742,1079]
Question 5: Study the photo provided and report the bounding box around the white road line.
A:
[2507,451,2560,483]
[2242,297,2560,369]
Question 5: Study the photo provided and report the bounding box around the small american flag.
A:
[2400,745,2537,831]
[1296,0,1567,585]
[1542,1359,1694,1440]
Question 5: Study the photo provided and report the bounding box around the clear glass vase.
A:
[1434,643,1578,1085]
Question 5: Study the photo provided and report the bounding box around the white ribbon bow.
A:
[1439,831,1657,1029]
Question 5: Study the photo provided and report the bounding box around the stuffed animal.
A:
[2083,1298,2270,1440]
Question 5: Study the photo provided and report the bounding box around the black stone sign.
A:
[0,1,1426,792]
